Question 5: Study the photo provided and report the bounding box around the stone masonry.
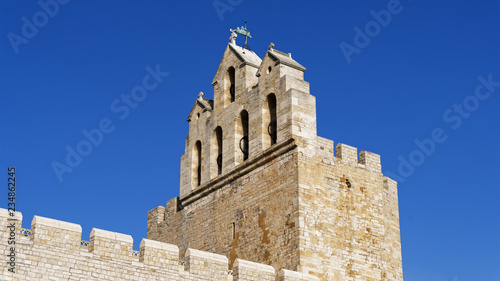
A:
[0,209,318,280]
[0,39,403,281]
[147,41,403,280]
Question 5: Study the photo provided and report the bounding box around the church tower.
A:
[147,31,403,280]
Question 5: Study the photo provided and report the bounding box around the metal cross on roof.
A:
[234,21,252,50]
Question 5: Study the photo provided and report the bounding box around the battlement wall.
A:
[296,137,402,280]
[0,209,318,281]
[316,136,382,173]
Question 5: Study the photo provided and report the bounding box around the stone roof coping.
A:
[0,208,22,221]
[91,228,133,243]
[140,238,179,253]
[186,248,228,263]
[32,215,81,233]
[268,49,306,71]
[228,42,262,68]
[279,269,320,280]
[234,258,275,273]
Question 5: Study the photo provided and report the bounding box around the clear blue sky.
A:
[1,1,499,280]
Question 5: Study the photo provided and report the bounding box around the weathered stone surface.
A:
[0,41,403,280]
[0,210,307,280]
[148,42,403,280]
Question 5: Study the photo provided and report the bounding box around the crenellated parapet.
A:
[335,143,382,173]
[185,248,229,279]
[89,228,134,261]
[0,209,319,280]
[315,137,382,173]
[31,215,82,252]
[140,238,180,268]
[232,259,275,280]
[296,138,401,280]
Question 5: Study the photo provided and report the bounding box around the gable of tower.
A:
[187,96,213,122]
[256,48,306,79]
[211,43,261,112]
[148,38,403,281]
[212,43,261,86]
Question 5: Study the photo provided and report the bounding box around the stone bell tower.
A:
[147,30,403,280]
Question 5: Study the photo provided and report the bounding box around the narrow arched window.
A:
[215,127,223,175]
[224,67,236,106]
[239,110,249,160]
[263,93,277,149]
[267,94,277,145]
[194,141,202,187]
[229,68,235,102]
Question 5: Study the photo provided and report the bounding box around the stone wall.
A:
[179,43,311,198]
[149,140,403,281]
[296,142,403,280]
[148,43,403,280]
[0,209,318,281]
[0,42,403,281]
[150,44,311,273]
[149,143,302,272]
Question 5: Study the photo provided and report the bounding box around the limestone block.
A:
[316,137,334,164]
[147,205,165,227]
[280,75,309,94]
[336,143,358,166]
[31,215,81,249]
[90,228,133,261]
[185,248,228,279]
[0,208,22,228]
[0,208,22,247]
[383,176,398,198]
[139,239,180,268]
[232,258,275,281]
[278,269,320,281]
[359,150,381,173]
